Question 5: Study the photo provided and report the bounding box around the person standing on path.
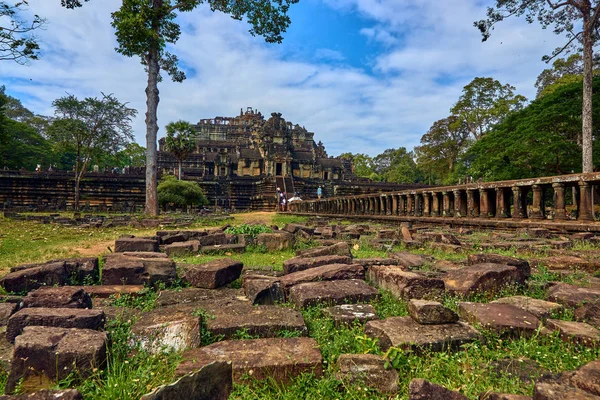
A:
[317,186,322,199]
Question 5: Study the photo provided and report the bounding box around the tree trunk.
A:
[144,45,160,216]
[178,160,182,180]
[582,19,594,173]
[74,159,80,211]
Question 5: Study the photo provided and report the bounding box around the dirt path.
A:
[233,212,276,225]
[71,240,114,257]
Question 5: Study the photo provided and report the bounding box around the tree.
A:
[1,1,45,64]
[372,148,421,184]
[63,0,299,216]
[338,152,376,179]
[535,54,600,97]
[451,77,527,140]
[415,116,472,184]
[48,93,137,210]
[475,1,600,173]
[157,175,207,209]
[164,120,196,179]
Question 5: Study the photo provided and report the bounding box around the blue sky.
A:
[2,0,568,157]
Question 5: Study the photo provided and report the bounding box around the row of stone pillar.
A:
[294,181,595,221]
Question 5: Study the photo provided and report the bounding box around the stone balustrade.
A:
[288,172,600,223]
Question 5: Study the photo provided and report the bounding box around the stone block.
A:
[200,243,246,254]
[408,378,468,400]
[365,316,480,352]
[79,285,145,299]
[390,252,429,268]
[444,263,525,296]
[181,258,243,289]
[22,287,92,309]
[408,299,458,324]
[0,389,84,399]
[368,266,445,300]
[161,233,189,245]
[458,302,541,337]
[114,237,159,253]
[242,275,284,305]
[5,326,107,394]
[140,361,232,400]
[6,308,105,343]
[335,354,398,394]
[176,338,322,384]
[280,263,364,293]
[491,296,563,321]
[0,304,17,327]
[545,319,600,348]
[0,262,68,293]
[353,258,399,268]
[322,304,378,326]
[102,254,177,286]
[296,242,352,258]
[467,253,530,279]
[256,231,294,251]
[533,382,598,399]
[197,233,228,247]
[164,241,199,257]
[547,283,600,308]
[570,360,600,396]
[283,254,352,274]
[288,279,379,308]
[283,223,314,235]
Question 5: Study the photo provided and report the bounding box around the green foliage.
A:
[224,224,271,237]
[373,147,422,183]
[164,120,196,178]
[108,286,158,312]
[0,2,45,64]
[157,175,208,208]
[339,152,376,179]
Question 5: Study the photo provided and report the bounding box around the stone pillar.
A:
[578,181,594,221]
[467,189,479,217]
[479,189,490,218]
[431,193,440,216]
[453,190,467,217]
[398,195,406,216]
[442,192,450,217]
[423,193,431,216]
[552,183,566,220]
[495,188,511,218]
[406,195,414,216]
[512,186,527,218]
[530,185,545,219]
[415,194,423,217]
[392,195,398,215]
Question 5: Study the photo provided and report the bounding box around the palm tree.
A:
[164,120,196,180]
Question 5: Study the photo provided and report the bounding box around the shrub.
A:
[224,224,271,237]
[157,175,208,208]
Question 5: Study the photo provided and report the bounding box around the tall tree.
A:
[338,152,376,179]
[451,77,527,140]
[0,1,45,64]
[164,120,196,180]
[48,93,136,210]
[373,148,421,184]
[63,0,299,216]
[475,1,600,173]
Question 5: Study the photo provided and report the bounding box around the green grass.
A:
[175,249,297,271]
[271,214,309,228]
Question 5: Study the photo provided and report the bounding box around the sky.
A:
[2,0,570,157]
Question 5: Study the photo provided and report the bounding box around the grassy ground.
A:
[1,212,598,399]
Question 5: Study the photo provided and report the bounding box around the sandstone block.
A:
[467,253,530,279]
[408,299,458,324]
[288,279,379,308]
[197,233,228,247]
[256,231,294,251]
[365,316,480,352]
[458,302,541,337]
[296,242,352,258]
[164,241,199,257]
[390,252,428,268]
[114,237,159,253]
[283,223,314,235]
[102,254,177,286]
[547,283,600,308]
[368,266,445,300]
[491,296,563,321]
[241,275,284,305]
[409,378,468,400]
[181,258,243,289]
[335,354,398,394]
[353,258,399,268]
[79,285,145,299]
[280,263,364,293]
[322,304,378,326]
[176,337,322,383]
[0,262,68,293]
[444,264,525,296]
[22,287,92,309]
[6,308,105,343]
[533,382,599,399]
[545,319,600,348]
[570,360,600,396]
[0,304,18,326]
[481,393,532,400]
[0,389,84,399]
[283,255,352,274]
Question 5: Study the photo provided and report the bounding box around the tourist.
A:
[276,187,281,211]
[317,186,322,199]
[281,193,287,211]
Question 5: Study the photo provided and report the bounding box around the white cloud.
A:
[3,0,571,157]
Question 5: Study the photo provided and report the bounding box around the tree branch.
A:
[546,31,583,62]
[546,0,574,9]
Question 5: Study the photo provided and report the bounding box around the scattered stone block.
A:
[0,304,17,327]
[140,361,232,400]
[571,232,594,241]
[283,255,352,274]
[335,354,398,394]
[353,258,399,268]
[533,382,598,399]
[5,326,108,394]
[256,231,294,251]
[121,252,168,259]
[296,242,352,258]
[181,258,243,289]
[200,243,246,254]
[365,316,480,352]
[480,393,532,400]
[197,233,228,247]
[283,223,314,235]
[322,304,378,326]
[400,227,413,242]
[0,389,84,399]
[408,378,468,400]
[155,287,241,307]
[242,275,284,305]
[368,266,445,300]
[280,263,364,293]
[468,253,530,279]
[491,296,563,321]
[131,305,201,353]
[114,237,159,253]
[288,279,379,308]
[458,302,541,337]
[547,283,600,308]
[176,338,322,384]
[79,285,145,299]
[533,256,600,273]
[444,264,525,296]
[408,299,458,324]
[0,262,68,293]
[161,233,189,245]
[102,254,177,286]
[22,287,92,309]
[390,252,428,268]
[570,360,600,396]
[164,241,199,257]
[6,308,105,343]
[488,358,549,383]
[545,319,600,348]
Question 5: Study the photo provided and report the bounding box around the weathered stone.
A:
[164,241,199,257]
[283,255,352,274]
[79,285,145,299]
[547,283,600,308]
[256,231,294,251]
[155,288,242,307]
[114,237,159,253]
[545,319,600,348]
[176,338,322,383]
[368,266,445,300]
[533,382,599,399]
[181,258,243,289]
[121,252,168,259]
[6,308,105,343]
[200,243,246,254]
[0,304,18,326]
[280,263,364,292]
[296,242,352,258]
[532,256,600,273]
[400,226,413,242]
[353,258,399,268]
[0,262,68,293]
[444,264,525,296]
[491,296,563,321]
[488,358,550,383]
[197,233,228,247]
[102,254,177,286]
[468,253,531,279]
[408,299,458,324]
[140,361,232,400]
[335,354,398,394]
[408,378,468,400]
[571,360,600,396]
[480,394,532,400]
[283,223,314,235]
[161,233,188,245]
[390,252,429,268]
[242,275,284,305]
[322,304,378,326]
[5,326,107,394]
[365,316,480,352]
[131,305,201,353]
[0,389,84,399]
[288,279,379,308]
[458,302,541,337]
[22,287,92,309]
